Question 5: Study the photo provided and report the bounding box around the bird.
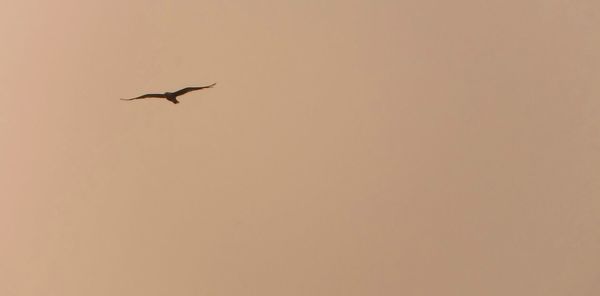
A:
[121,83,216,104]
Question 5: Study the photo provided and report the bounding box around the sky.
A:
[1,0,600,295]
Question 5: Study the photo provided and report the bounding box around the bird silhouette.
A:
[121,83,216,104]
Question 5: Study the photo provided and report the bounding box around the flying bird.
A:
[121,83,216,104]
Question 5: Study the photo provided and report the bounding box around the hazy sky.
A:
[1,1,600,295]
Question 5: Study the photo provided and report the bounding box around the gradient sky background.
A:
[1,1,600,295]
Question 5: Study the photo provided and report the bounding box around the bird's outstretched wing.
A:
[120,93,166,101]
[172,83,216,96]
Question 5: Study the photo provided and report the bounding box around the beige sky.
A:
[1,1,599,295]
